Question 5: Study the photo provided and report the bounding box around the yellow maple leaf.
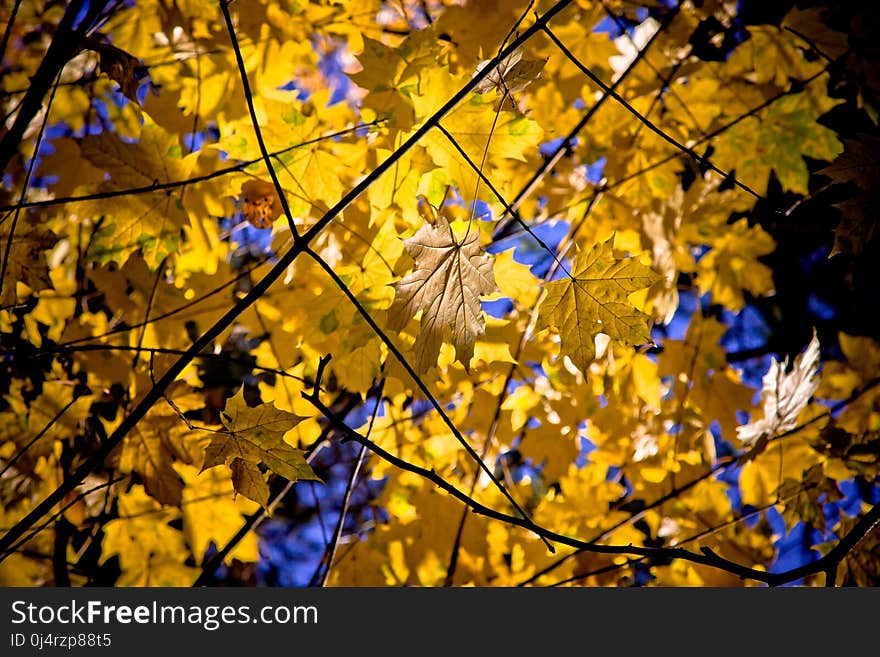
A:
[0,216,56,306]
[350,35,430,130]
[179,465,260,566]
[422,93,543,195]
[388,210,497,373]
[78,120,193,264]
[200,388,319,507]
[536,238,660,373]
[100,486,198,586]
[696,218,776,311]
[492,248,540,307]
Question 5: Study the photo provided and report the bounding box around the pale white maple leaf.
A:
[736,331,821,446]
[610,18,660,79]
[473,47,546,96]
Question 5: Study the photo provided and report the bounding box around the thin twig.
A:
[542,25,764,202]
[497,64,832,244]
[445,190,603,585]
[302,380,880,586]
[492,2,681,240]
[436,122,569,275]
[516,460,727,586]
[313,378,386,587]
[0,0,595,561]
[0,71,61,303]
[0,0,97,174]
[0,478,125,560]
[0,121,383,215]
[0,0,612,551]
[192,390,371,585]
[0,0,23,64]
[520,375,880,585]
[0,395,81,479]
[2,343,307,383]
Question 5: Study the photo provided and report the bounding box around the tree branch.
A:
[500,65,832,244]
[311,378,385,587]
[0,0,109,174]
[436,122,568,274]
[516,460,727,585]
[0,0,23,65]
[0,71,60,304]
[192,388,365,586]
[0,122,383,215]
[302,376,878,586]
[445,191,603,585]
[0,394,82,479]
[542,25,764,202]
[492,2,680,240]
[0,0,579,555]
[1,343,308,382]
[220,0,300,237]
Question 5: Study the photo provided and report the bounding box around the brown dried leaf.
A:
[388,210,496,373]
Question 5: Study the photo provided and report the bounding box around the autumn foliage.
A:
[1,0,879,587]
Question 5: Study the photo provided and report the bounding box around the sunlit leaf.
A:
[200,388,319,507]
[536,237,660,372]
[388,208,497,373]
[737,331,821,451]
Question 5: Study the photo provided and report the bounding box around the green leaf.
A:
[712,90,843,194]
